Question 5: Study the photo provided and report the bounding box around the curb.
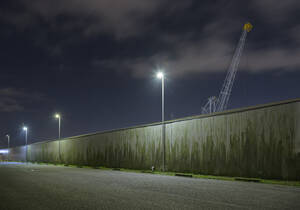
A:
[235,177,261,182]
[175,173,193,178]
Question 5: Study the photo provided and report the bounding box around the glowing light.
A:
[55,113,60,118]
[23,126,27,131]
[0,149,9,154]
[156,72,164,79]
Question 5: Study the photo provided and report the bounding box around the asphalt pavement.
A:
[0,162,299,210]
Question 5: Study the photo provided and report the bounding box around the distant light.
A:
[0,149,9,154]
[55,113,60,118]
[157,72,164,79]
[23,126,27,131]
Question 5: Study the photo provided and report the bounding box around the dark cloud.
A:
[89,0,300,78]
[93,36,233,78]
[0,0,299,78]
[0,98,24,112]
[253,0,300,23]
[0,88,47,112]
[241,48,300,73]
[2,0,169,38]
[290,25,300,44]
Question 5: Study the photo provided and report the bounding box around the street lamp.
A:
[6,134,10,161]
[55,113,62,162]
[156,71,165,122]
[23,126,28,162]
[6,134,10,149]
[23,126,28,145]
[55,113,61,139]
[156,71,165,171]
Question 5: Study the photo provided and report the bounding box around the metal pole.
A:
[7,135,10,161]
[58,117,61,139]
[25,130,27,162]
[162,76,165,171]
[58,116,61,163]
[7,135,10,148]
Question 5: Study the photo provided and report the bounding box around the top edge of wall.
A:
[26,98,300,146]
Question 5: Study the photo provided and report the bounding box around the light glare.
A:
[157,72,164,79]
[0,149,9,154]
[55,113,60,118]
[23,126,27,131]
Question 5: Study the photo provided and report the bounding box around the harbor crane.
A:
[201,22,253,114]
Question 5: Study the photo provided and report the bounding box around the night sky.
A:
[1,0,300,147]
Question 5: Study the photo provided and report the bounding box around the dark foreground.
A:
[0,162,299,210]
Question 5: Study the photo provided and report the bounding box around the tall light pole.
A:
[157,71,165,171]
[6,134,10,161]
[23,126,28,162]
[55,113,61,139]
[55,113,61,162]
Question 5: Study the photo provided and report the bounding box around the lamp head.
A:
[156,72,164,79]
[55,113,60,119]
[23,126,27,131]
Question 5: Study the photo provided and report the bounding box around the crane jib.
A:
[201,22,253,114]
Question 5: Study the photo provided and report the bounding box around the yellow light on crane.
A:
[243,22,253,32]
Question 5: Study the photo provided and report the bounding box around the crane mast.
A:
[202,22,253,114]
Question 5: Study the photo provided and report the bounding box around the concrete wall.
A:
[9,99,300,180]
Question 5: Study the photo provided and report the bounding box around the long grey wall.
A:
[8,99,300,180]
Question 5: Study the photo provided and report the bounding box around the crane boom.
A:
[202,22,253,114]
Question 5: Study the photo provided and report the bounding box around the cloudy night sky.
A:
[0,0,300,147]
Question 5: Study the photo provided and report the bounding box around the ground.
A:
[0,162,299,209]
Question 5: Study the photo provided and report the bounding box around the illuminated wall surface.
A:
[8,99,300,180]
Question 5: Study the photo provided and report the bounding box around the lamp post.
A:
[157,72,165,171]
[55,113,61,139]
[55,113,61,162]
[6,134,10,161]
[23,126,28,162]
[23,126,28,145]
